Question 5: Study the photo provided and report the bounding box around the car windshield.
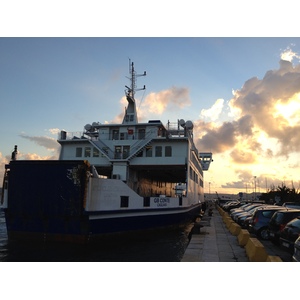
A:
[235,204,251,210]
[246,206,263,214]
[283,202,300,207]
[245,204,263,212]
[261,209,280,218]
[287,217,300,228]
[273,212,285,223]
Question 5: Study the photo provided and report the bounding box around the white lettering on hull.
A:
[154,197,170,207]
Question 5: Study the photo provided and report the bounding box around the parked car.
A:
[236,205,270,228]
[218,199,236,208]
[279,217,300,253]
[222,200,241,212]
[231,203,265,223]
[248,206,287,240]
[242,205,278,229]
[282,202,300,209]
[229,203,252,215]
[293,236,300,262]
[268,209,300,244]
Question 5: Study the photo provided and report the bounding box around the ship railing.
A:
[59,125,185,142]
[166,121,180,130]
[165,121,186,137]
[58,131,86,140]
[90,140,115,160]
[126,136,153,160]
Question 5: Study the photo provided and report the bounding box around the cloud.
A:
[141,86,191,115]
[229,59,300,156]
[19,153,57,160]
[196,56,300,163]
[195,114,254,154]
[230,148,257,164]
[20,134,59,151]
[200,98,224,121]
[194,53,300,192]
[195,121,237,153]
[111,86,191,124]
[220,167,296,193]
[110,96,127,124]
[280,46,300,63]
[219,169,253,190]
[48,128,61,135]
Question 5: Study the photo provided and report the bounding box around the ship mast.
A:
[123,60,146,125]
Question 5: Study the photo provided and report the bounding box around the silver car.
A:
[293,236,300,262]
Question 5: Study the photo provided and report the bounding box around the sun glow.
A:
[274,93,300,126]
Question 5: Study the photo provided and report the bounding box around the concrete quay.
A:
[181,206,287,262]
[181,207,249,262]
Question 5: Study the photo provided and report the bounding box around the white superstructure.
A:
[57,61,213,213]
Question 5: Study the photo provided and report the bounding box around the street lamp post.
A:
[254,176,257,200]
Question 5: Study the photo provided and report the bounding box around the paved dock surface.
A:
[181,207,248,262]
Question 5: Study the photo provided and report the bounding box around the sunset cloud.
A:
[142,86,191,114]
[230,148,257,164]
[192,54,300,193]
[48,128,61,135]
[111,87,191,124]
[195,57,300,162]
[200,98,224,121]
[19,153,57,160]
[280,46,300,62]
[20,134,59,151]
[230,59,300,156]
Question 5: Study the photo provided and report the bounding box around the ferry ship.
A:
[1,61,213,243]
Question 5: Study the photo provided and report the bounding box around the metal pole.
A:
[254,176,257,200]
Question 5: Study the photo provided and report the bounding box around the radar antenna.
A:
[123,60,146,125]
[125,59,146,102]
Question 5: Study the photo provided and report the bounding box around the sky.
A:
[2,1,300,199]
[2,37,300,196]
[1,1,299,292]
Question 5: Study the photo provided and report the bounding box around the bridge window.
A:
[155,146,162,157]
[76,147,82,157]
[123,146,130,159]
[120,132,128,140]
[146,146,152,157]
[112,129,119,140]
[84,147,91,157]
[93,147,100,157]
[138,128,146,139]
[114,146,122,159]
[165,146,172,157]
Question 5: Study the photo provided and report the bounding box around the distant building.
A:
[204,192,262,202]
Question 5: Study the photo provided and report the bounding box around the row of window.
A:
[189,166,203,187]
[141,146,172,157]
[76,147,100,158]
[75,145,173,158]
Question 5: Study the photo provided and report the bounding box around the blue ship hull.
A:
[3,160,200,243]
